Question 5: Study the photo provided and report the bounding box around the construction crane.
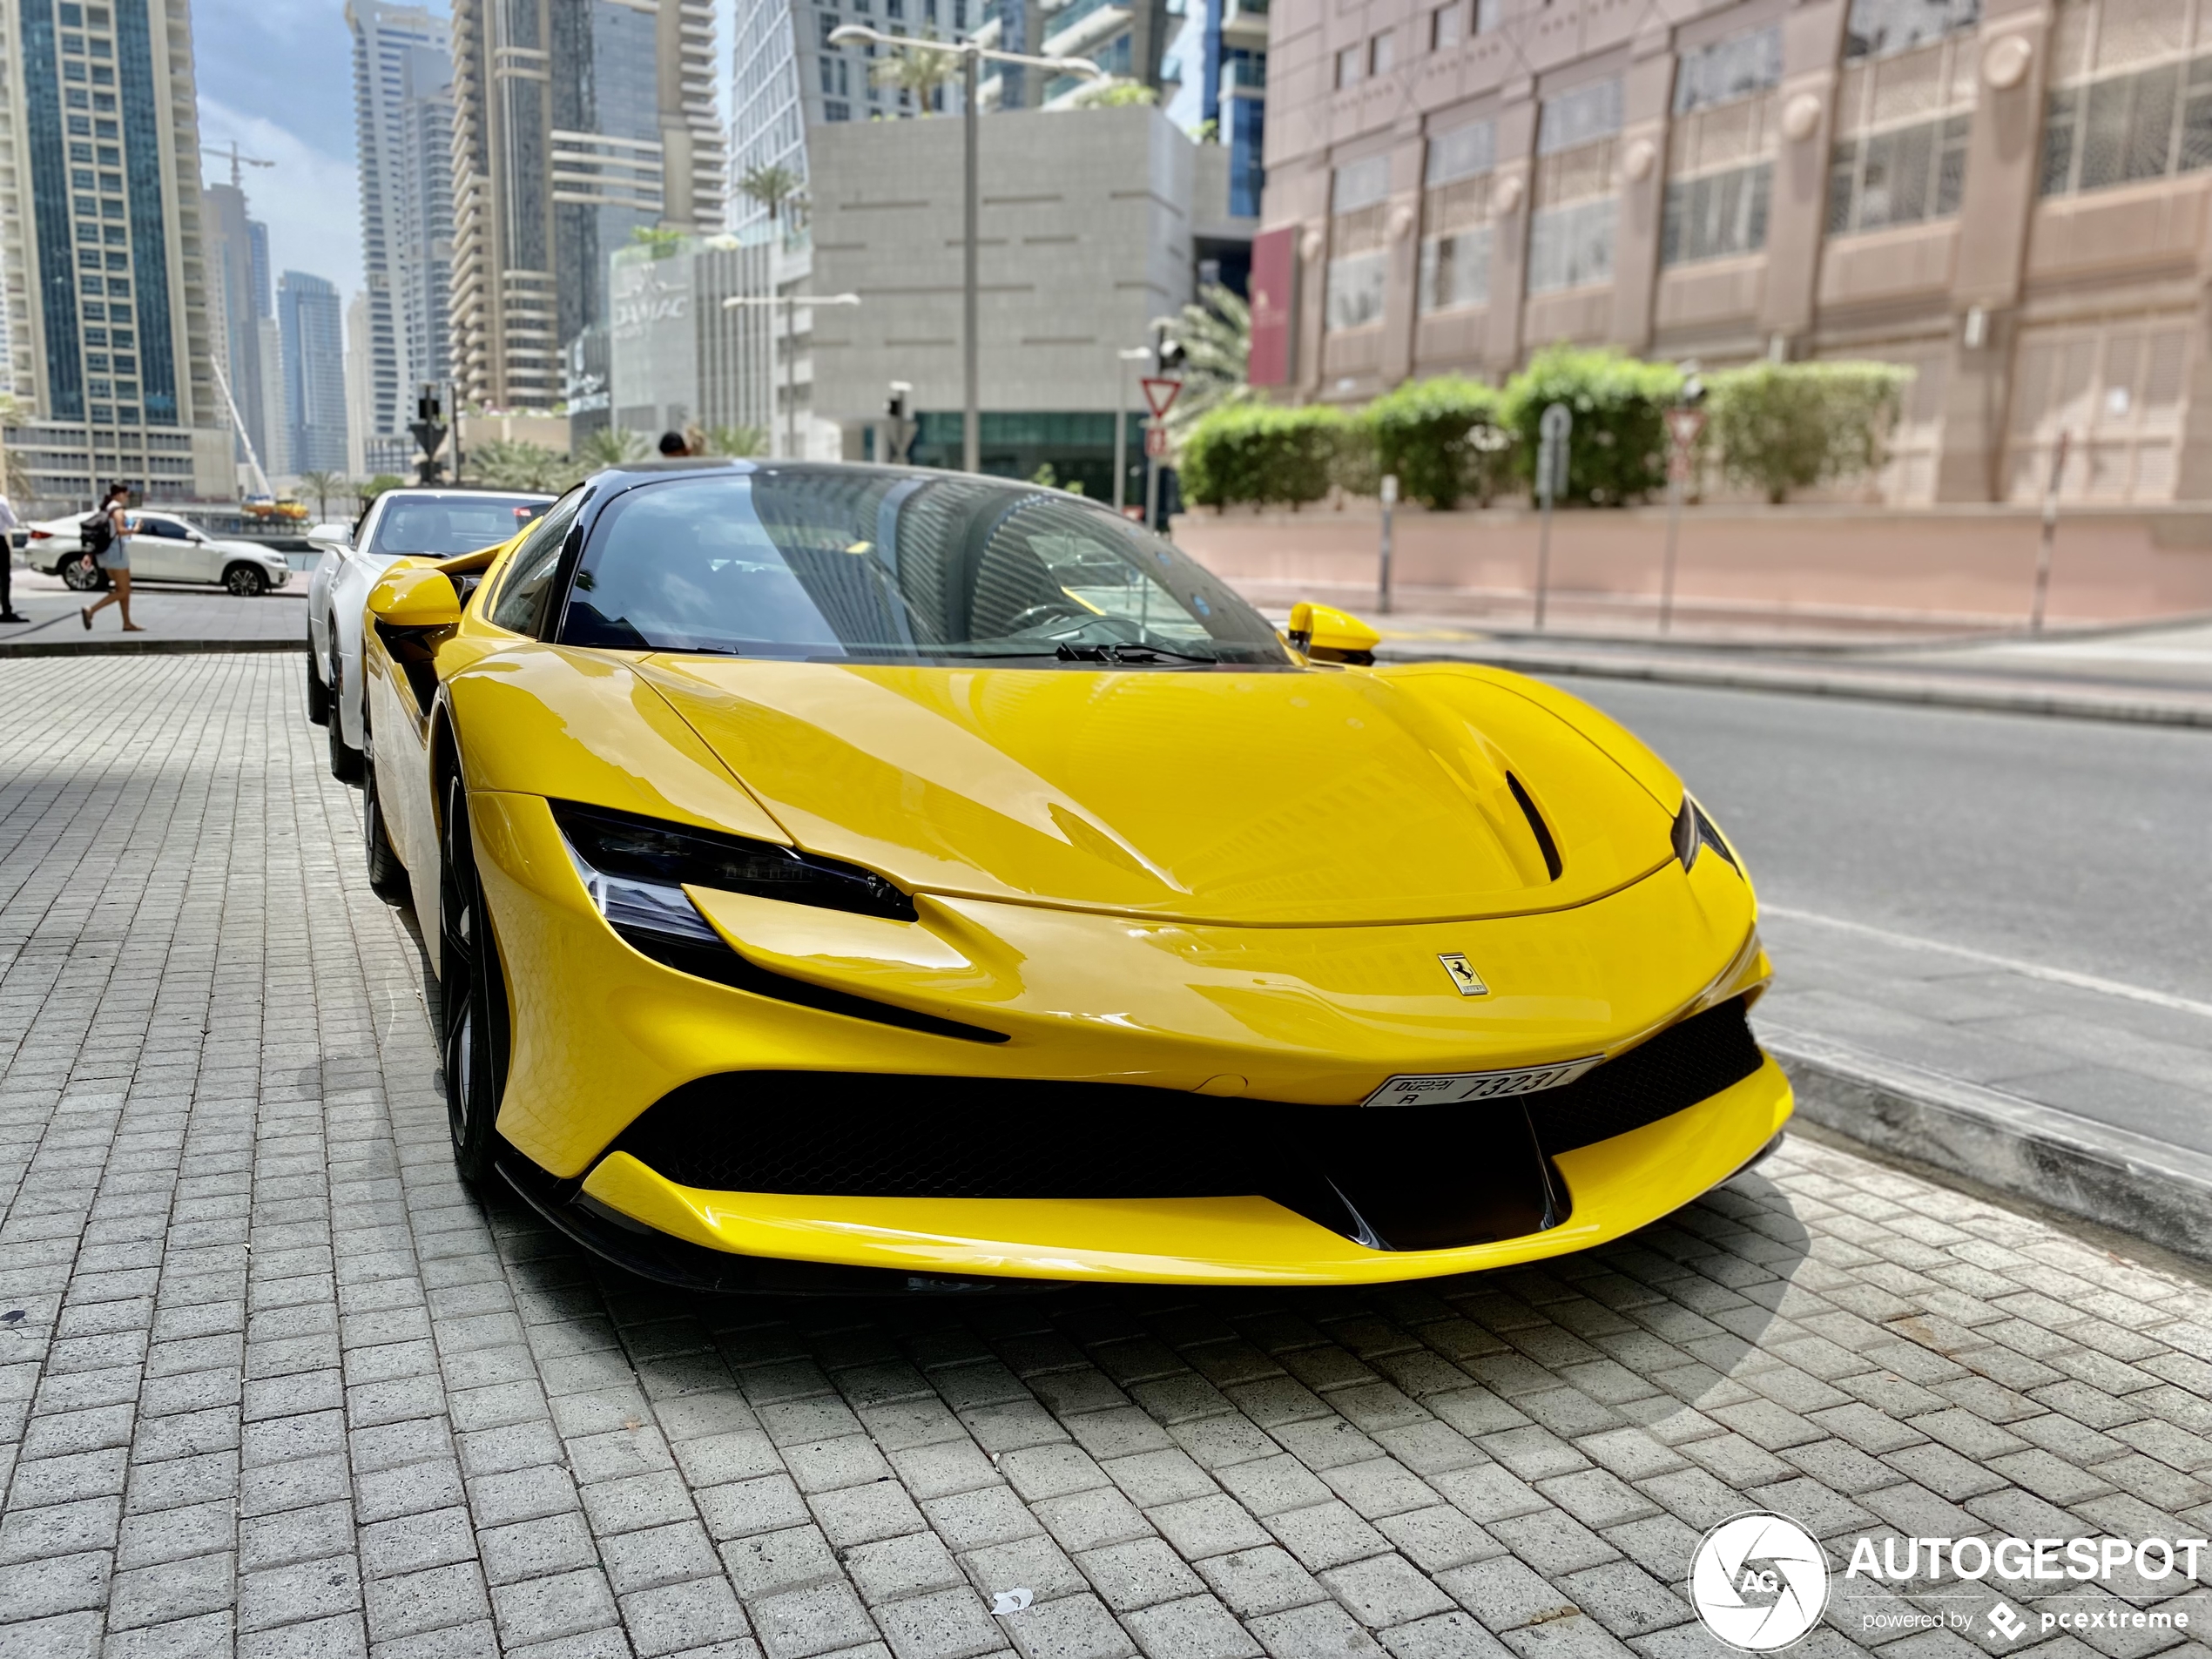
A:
[209,138,274,190]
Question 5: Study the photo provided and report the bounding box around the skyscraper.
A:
[279,271,348,475]
[349,1,454,447]
[0,0,232,503]
[204,181,275,477]
[448,0,725,410]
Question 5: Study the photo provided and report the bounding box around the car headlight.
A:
[1671,794,1739,874]
[551,799,919,939]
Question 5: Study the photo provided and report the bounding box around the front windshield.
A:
[557,469,1289,667]
[368,496,551,558]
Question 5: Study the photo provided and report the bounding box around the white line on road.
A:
[1761,903,2212,1022]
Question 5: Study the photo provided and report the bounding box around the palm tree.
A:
[737,163,807,229]
[698,425,769,459]
[577,428,648,470]
[469,440,570,493]
[1155,282,1251,440]
[1066,78,1160,109]
[869,37,960,111]
[0,395,32,504]
[300,469,346,521]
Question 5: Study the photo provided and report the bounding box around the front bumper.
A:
[540,1059,1791,1287]
[468,787,1782,1285]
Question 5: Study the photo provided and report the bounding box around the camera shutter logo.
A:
[1689,1513,1830,1651]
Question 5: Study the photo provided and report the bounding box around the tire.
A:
[439,765,508,1187]
[60,552,107,592]
[361,712,408,905]
[327,650,362,781]
[224,563,268,597]
[305,641,330,725]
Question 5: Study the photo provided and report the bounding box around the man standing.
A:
[0,490,21,622]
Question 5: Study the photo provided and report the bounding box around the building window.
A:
[1661,162,1771,264]
[1844,0,1979,64]
[1336,44,1360,87]
[1539,78,1622,153]
[1828,113,1970,233]
[1420,119,1494,313]
[1432,5,1460,51]
[1674,24,1781,115]
[2041,55,2212,199]
[1326,156,1391,330]
[1474,0,1499,31]
[1527,198,1616,293]
[1369,31,1394,75]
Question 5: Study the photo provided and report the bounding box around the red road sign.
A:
[1141,377,1183,418]
[1144,427,1170,458]
[1665,407,1707,450]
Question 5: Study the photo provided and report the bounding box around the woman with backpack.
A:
[78,482,142,632]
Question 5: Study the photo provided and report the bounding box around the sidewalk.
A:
[1,563,307,655]
[1368,614,2212,727]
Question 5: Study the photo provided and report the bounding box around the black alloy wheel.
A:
[224,563,268,597]
[327,649,362,781]
[60,552,106,591]
[304,640,330,725]
[361,710,408,905]
[440,765,509,1187]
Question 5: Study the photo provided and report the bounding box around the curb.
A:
[0,637,299,658]
[1766,1026,2212,1263]
[1379,646,2212,729]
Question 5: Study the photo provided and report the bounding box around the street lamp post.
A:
[828,24,1105,474]
[1113,346,1150,512]
[722,291,861,459]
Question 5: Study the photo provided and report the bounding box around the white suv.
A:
[307,488,553,778]
[26,509,293,596]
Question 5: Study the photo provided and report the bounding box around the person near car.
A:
[657,430,689,456]
[78,483,142,632]
[0,491,21,622]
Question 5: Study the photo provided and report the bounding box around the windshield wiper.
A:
[1055,640,1232,664]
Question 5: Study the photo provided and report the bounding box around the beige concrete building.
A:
[1258,0,2212,502]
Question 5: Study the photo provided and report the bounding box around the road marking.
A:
[1762,903,2212,1022]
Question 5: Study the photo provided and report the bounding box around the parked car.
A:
[26,509,294,595]
[307,488,553,777]
[354,458,1787,1291]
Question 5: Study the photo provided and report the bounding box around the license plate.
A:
[1363,1055,1603,1108]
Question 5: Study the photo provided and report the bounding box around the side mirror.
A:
[368,566,462,631]
[1286,602,1380,666]
[307,522,354,551]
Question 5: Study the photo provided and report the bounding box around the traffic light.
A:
[1153,323,1186,375]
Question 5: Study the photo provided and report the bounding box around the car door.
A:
[125,515,190,579]
[171,520,224,583]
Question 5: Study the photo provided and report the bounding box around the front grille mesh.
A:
[610,997,1765,1202]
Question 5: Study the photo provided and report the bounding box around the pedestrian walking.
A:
[78,482,143,632]
[0,489,22,623]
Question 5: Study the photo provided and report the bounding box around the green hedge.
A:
[1178,403,1352,509]
[1501,346,1682,506]
[1364,374,1512,509]
[1705,361,1911,502]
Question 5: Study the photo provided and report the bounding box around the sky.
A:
[193,0,364,306]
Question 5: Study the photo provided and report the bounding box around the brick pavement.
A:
[3,655,2211,1659]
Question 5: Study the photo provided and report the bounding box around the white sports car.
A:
[306,487,551,777]
[27,509,293,596]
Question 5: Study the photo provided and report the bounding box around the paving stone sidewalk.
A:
[3,655,2212,1659]
[1,563,307,653]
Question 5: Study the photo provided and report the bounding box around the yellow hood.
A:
[633,657,1676,927]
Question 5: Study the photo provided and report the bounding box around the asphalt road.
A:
[1560,678,2212,1004]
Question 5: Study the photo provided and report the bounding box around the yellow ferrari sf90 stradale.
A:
[356,458,1789,1291]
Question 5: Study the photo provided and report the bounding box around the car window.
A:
[132,516,186,539]
[556,470,1285,667]
[487,489,587,637]
[368,495,552,557]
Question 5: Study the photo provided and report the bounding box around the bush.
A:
[1178,402,1352,509]
[1705,361,1911,502]
[1501,346,1682,506]
[1364,374,1513,509]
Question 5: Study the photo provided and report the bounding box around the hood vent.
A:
[1506,773,1562,881]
